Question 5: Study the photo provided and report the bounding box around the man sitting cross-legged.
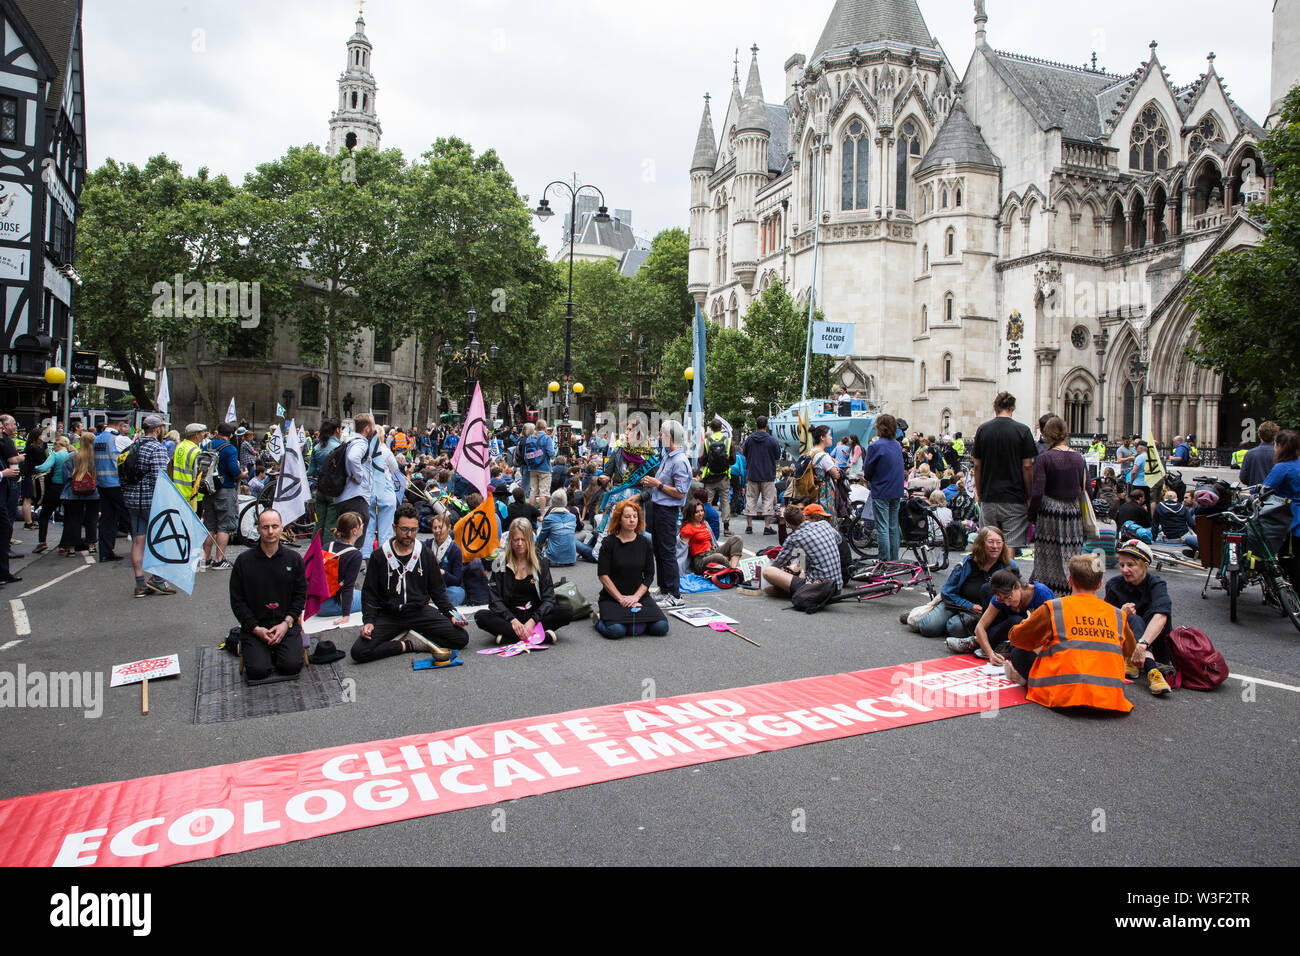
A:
[229,508,305,681]
[352,502,469,664]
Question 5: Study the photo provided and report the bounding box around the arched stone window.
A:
[945,227,955,257]
[351,91,358,109]
[1129,103,1170,172]
[944,292,954,323]
[922,244,929,272]
[942,352,954,383]
[920,304,928,335]
[941,189,948,208]
[919,361,927,393]
[1188,113,1224,156]
[955,186,963,207]
[896,120,921,210]
[840,120,871,211]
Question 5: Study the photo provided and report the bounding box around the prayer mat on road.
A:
[1,656,1026,866]
[193,647,348,725]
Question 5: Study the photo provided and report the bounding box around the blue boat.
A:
[768,397,880,458]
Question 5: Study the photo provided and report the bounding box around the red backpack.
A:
[1166,626,1228,690]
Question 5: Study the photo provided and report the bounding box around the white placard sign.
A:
[812,321,855,355]
[738,555,770,585]
[110,654,181,687]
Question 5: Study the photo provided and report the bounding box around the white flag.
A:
[266,423,284,462]
[156,369,170,414]
[271,418,312,527]
[225,397,237,423]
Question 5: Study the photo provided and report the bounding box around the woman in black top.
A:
[474,517,573,645]
[595,500,668,640]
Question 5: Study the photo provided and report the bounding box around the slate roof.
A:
[692,99,718,171]
[766,104,789,173]
[810,0,935,65]
[618,248,650,277]
[16,0,79,108]
[982,47,1130,140]
[575,213,636,254]
[916,104,999,172]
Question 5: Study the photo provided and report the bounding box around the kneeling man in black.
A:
[352,503,468,663]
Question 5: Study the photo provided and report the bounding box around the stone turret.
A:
[732,47,770,292]
[688,95,718,307]
[327,15,382,155]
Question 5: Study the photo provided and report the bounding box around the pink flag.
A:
[451,381,491,499]
[302,533,333,621]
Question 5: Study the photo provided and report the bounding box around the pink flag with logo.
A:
[302,533,333,621]
[451,382,491,499]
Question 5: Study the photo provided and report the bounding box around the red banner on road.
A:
[0,657,1026,867]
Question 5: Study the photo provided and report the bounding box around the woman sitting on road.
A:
[424,510,466,607]
[1105,539,1175,696]
[536,488,578,567]
[912,526,1017,644]
[681,498,743,574]
[963,567,1055,664]
[595,499,668,640]
[474,518,573,645]
[319,512,364,622]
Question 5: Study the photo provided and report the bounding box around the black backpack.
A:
[899,498,930,542]
[116,440,144,486]
[705,435,729,475]
[791,578,838,613]
[316,437,368,499]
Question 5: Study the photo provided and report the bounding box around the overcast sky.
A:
[82,0,1275,257]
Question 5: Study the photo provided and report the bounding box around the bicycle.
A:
[1198,495,1300,633]
[237,473,318,544]
[833,553,938,604]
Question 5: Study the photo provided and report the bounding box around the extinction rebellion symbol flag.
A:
[141,477,210,594]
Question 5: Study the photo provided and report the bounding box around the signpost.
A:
[110,654,181,715]
[70,349,98,384]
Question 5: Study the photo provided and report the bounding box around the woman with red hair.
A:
[595,499,668,639]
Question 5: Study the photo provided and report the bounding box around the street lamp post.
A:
[442,307,498,418]
[532,174,611,435]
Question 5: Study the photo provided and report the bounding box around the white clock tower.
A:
[327,11,382,155]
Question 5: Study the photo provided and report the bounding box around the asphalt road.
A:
[1,521,1297,867]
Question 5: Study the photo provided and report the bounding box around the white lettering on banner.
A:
[20,659,1024,867]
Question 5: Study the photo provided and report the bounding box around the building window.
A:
[896,121,921,210]
[373,335,392,364]
[944,293,954,323]
[0,96,17,143]
[840,120,870,211]
[943,353,953,383]
[300,376,320,407]
[919,361,927,393]
[941,189,948,208]
[955,187,963,207]
[922,244,929,271]
[371,382,390,410]
[1129,104,1170,172]
[945,228,955,257]
[1188,114,1223,155]
[807,147,816,219]
[362,93,367,110]
[920,304,928,334]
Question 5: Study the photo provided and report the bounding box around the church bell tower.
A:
[327,9,382,155]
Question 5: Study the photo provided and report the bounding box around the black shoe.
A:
[8,552,23,559]
[0,574,22,584]
[99,554,122,562]
[763,528,777,536]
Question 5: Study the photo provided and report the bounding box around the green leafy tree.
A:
[366,138,557,426]
[1187,85,1300,421]
[653,279,828,426]
[244,145,405,420]
[76,155,278,418]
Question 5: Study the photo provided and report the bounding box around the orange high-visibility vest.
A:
[393,431,411,451]
[1012,594,1134,713]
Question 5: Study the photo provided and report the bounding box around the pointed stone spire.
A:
[738,45,770,133]
[974,0,988,48]
[328,11,382,155]
[691,94,719,172]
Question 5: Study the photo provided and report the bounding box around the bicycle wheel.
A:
[237,499,264,545]
[1227,568,1239,623]
[847,506,878,558]
[1263,566,1300,633]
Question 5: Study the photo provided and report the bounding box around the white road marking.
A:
[1230,673,1300,693]
[19,563,88,597]
[10,599,30,636]
[0,640,22,651]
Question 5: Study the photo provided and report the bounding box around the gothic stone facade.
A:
[688,0,1273,445]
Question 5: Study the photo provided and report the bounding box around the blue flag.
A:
[141,475,210,594]
[276,402,286,419]
[691,303,707,462]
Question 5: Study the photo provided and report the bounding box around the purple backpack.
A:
[1166,626,1228,690]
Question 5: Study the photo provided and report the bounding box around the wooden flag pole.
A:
[141,679,150,715]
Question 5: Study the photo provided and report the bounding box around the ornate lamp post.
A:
[533,174,611,431]
[442,307,498,417]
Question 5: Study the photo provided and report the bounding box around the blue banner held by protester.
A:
[141,476,210,594]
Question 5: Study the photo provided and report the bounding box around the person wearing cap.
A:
[762,503,845,597]
[1127,439,1150,491]
[170,423,208,511]
[202,421,246,570]
[237,427,258,475]
[91,411,132,562]
[1104,538,1174,696]
[122,414,178,598]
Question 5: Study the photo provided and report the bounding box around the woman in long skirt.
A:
[1028,416,1087,595]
